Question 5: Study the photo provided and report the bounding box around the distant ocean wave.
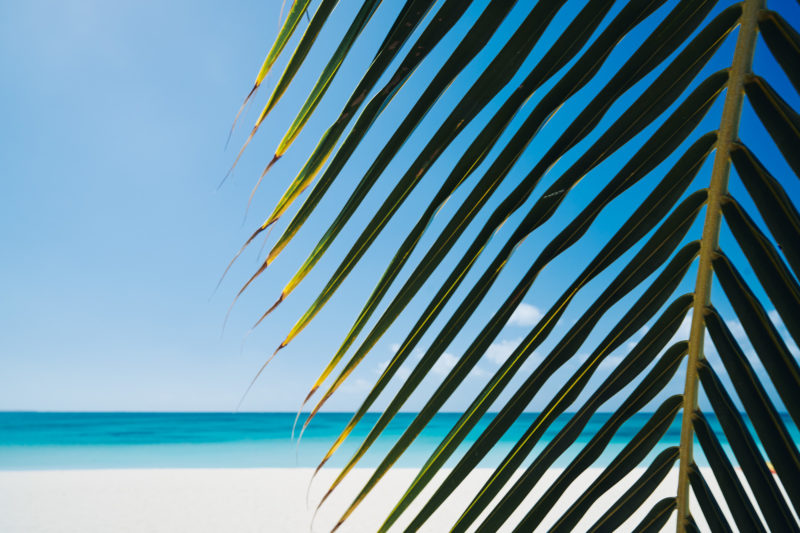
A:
[0,412,790,470]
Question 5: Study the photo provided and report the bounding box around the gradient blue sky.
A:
[1,0,798,413]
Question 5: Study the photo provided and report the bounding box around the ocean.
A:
[0,411,789,470]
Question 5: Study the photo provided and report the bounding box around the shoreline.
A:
[0,466,741,532]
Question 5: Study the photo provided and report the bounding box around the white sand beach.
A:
[0,466,757,532]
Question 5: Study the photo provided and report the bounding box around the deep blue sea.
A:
[0,412,792,470]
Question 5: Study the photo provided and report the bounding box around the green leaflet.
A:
[259,0,339,125]
[303,6,728,435]
[244,0,384,207]
[297,0,618,412]
[688,465,733,533]
[632,497,676,533]
[230,0,312,137]
[712,250,800,428]
[704,308,800,510]
[508,396,683,532]
[744,75,800,179]
[698,360,798,532]
[720,197,800,347]
[228,0,338,173]
[692,409,766,532]
[556,447,680,532]
[273,0,383,157]
[759,10,800,95]
[729,143,800,280]
[266,0,568,347]
[251,0,312,91]
[587,447,681,533]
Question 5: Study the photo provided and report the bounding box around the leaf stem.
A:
[675,0,763,530]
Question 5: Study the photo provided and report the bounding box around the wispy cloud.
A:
[600,355,625,369]
[469,366,489,378]
[432,352,458,376]
[725,319,747,341]
[768,309,800,357]
[509,303,543,327]
[486,338,522,364]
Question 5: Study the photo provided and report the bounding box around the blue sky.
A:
[1,0,798,413]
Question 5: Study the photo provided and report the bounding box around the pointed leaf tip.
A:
[246,154,283,212]
[250,294,286,332]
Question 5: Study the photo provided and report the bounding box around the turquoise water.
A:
[0,412,790,470]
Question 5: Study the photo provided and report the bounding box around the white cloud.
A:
[744,350,764,369]
[600,355,625,369]
[432,352,458,376]
[768,309,783,328]
[387,342,426,362]
[469,366,489,378]
[726,319,747,341]
[486,338,522,365]
[342,378,372,394]
[520,353,543,374]
[509,303,543,327]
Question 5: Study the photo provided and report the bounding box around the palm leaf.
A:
[226,0,338,175]
[226,0,518,316]
[225,0,800,531]
[228,0,312,140]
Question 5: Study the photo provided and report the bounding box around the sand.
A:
[0,467,749,532]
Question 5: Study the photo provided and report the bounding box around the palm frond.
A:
[225,0,800,530]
